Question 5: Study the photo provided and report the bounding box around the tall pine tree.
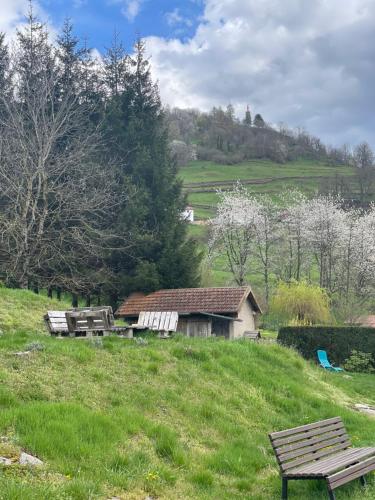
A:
[104,39,201,296]
[56,19,82,99]
[104,30,128,98]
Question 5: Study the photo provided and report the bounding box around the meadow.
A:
[0,290,375,499]
[180,159,357,221]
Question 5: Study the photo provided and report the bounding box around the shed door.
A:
[187,320,210,337]
[212,318,230,338]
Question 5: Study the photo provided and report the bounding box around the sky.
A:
[2,0,375,148]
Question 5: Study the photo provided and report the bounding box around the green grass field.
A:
[180,159,354,185]
[1,289,375,499]
[180,159,358,221]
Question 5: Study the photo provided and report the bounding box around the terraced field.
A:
[180,159,357,220]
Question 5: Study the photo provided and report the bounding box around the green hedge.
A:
[278,326,375,365]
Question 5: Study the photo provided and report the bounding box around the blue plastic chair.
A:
[317,350,343,372]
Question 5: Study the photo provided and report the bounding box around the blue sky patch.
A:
[39,0,203,52]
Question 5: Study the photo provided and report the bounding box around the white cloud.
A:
[0,0,30,35]
[0,0,53,40]
[121,0,144,22]
[145,0,375,146]
[73,0,88,7]
[165,8,193,28]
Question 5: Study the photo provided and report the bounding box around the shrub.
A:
[344,350,375,373]
[278,326,375,365]
[270,281,331,326]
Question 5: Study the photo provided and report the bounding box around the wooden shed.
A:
[115,287,262,339]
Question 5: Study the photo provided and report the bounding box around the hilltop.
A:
[0,289,375,499]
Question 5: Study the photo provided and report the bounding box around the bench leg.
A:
[360,475,367,487]
[327,487,336,500]
[281,478,288,499]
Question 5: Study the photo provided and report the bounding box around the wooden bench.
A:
[269,416,375,499]
[45,307,132,338]
[65,309,110,336]
[244,330,261,340]
[131,311,179,337]
[44,311,69,335]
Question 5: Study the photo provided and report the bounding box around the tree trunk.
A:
[72,293,78,308]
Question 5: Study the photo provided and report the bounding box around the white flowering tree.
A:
[210,185,259,286]
[251,195,279,303]
[210,187,279,302]
[302,196,347,293]
[277,191,310,282]
[211,184,375,314]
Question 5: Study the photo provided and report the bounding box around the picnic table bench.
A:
[244,330,261,340]
[45,307,132,338]
[269,416,375,499]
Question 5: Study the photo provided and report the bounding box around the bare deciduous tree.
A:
[0,63,127,292]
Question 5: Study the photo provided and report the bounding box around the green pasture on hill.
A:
[179,159,355,185]
[180,159,358,221]
[0,290,375,499]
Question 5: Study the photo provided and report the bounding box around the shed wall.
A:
[232,300,256,338]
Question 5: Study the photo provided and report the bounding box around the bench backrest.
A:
[65,309,110,333]
[138,311,179,332]
[269,417,351,473]
[44,311,69,333]
[71,306,115,327]
[244,330,261,339]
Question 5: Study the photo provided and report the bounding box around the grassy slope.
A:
[180,159,354,184]
[180,159,357,221]
[1,290,375,499]
[0,288,71,334]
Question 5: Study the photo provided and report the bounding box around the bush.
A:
[270,281,331,326]
[278,326,375,365]
[344,350,375,373]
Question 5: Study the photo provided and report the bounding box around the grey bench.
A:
[244,330,261,340]
[269,416,375,499]
[45,307,132,337]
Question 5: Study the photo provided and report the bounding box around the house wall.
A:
[232,300,257,338]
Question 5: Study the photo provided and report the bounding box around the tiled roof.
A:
[116,287,261,317]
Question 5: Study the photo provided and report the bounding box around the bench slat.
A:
[278,434,350,462]
[282,441,350,472]
[270,417,342,440]
[328,456,375,489]
[272,421,345,448]
[288,447,375,477]
[277,428,348,455]
[47,311,67,318]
